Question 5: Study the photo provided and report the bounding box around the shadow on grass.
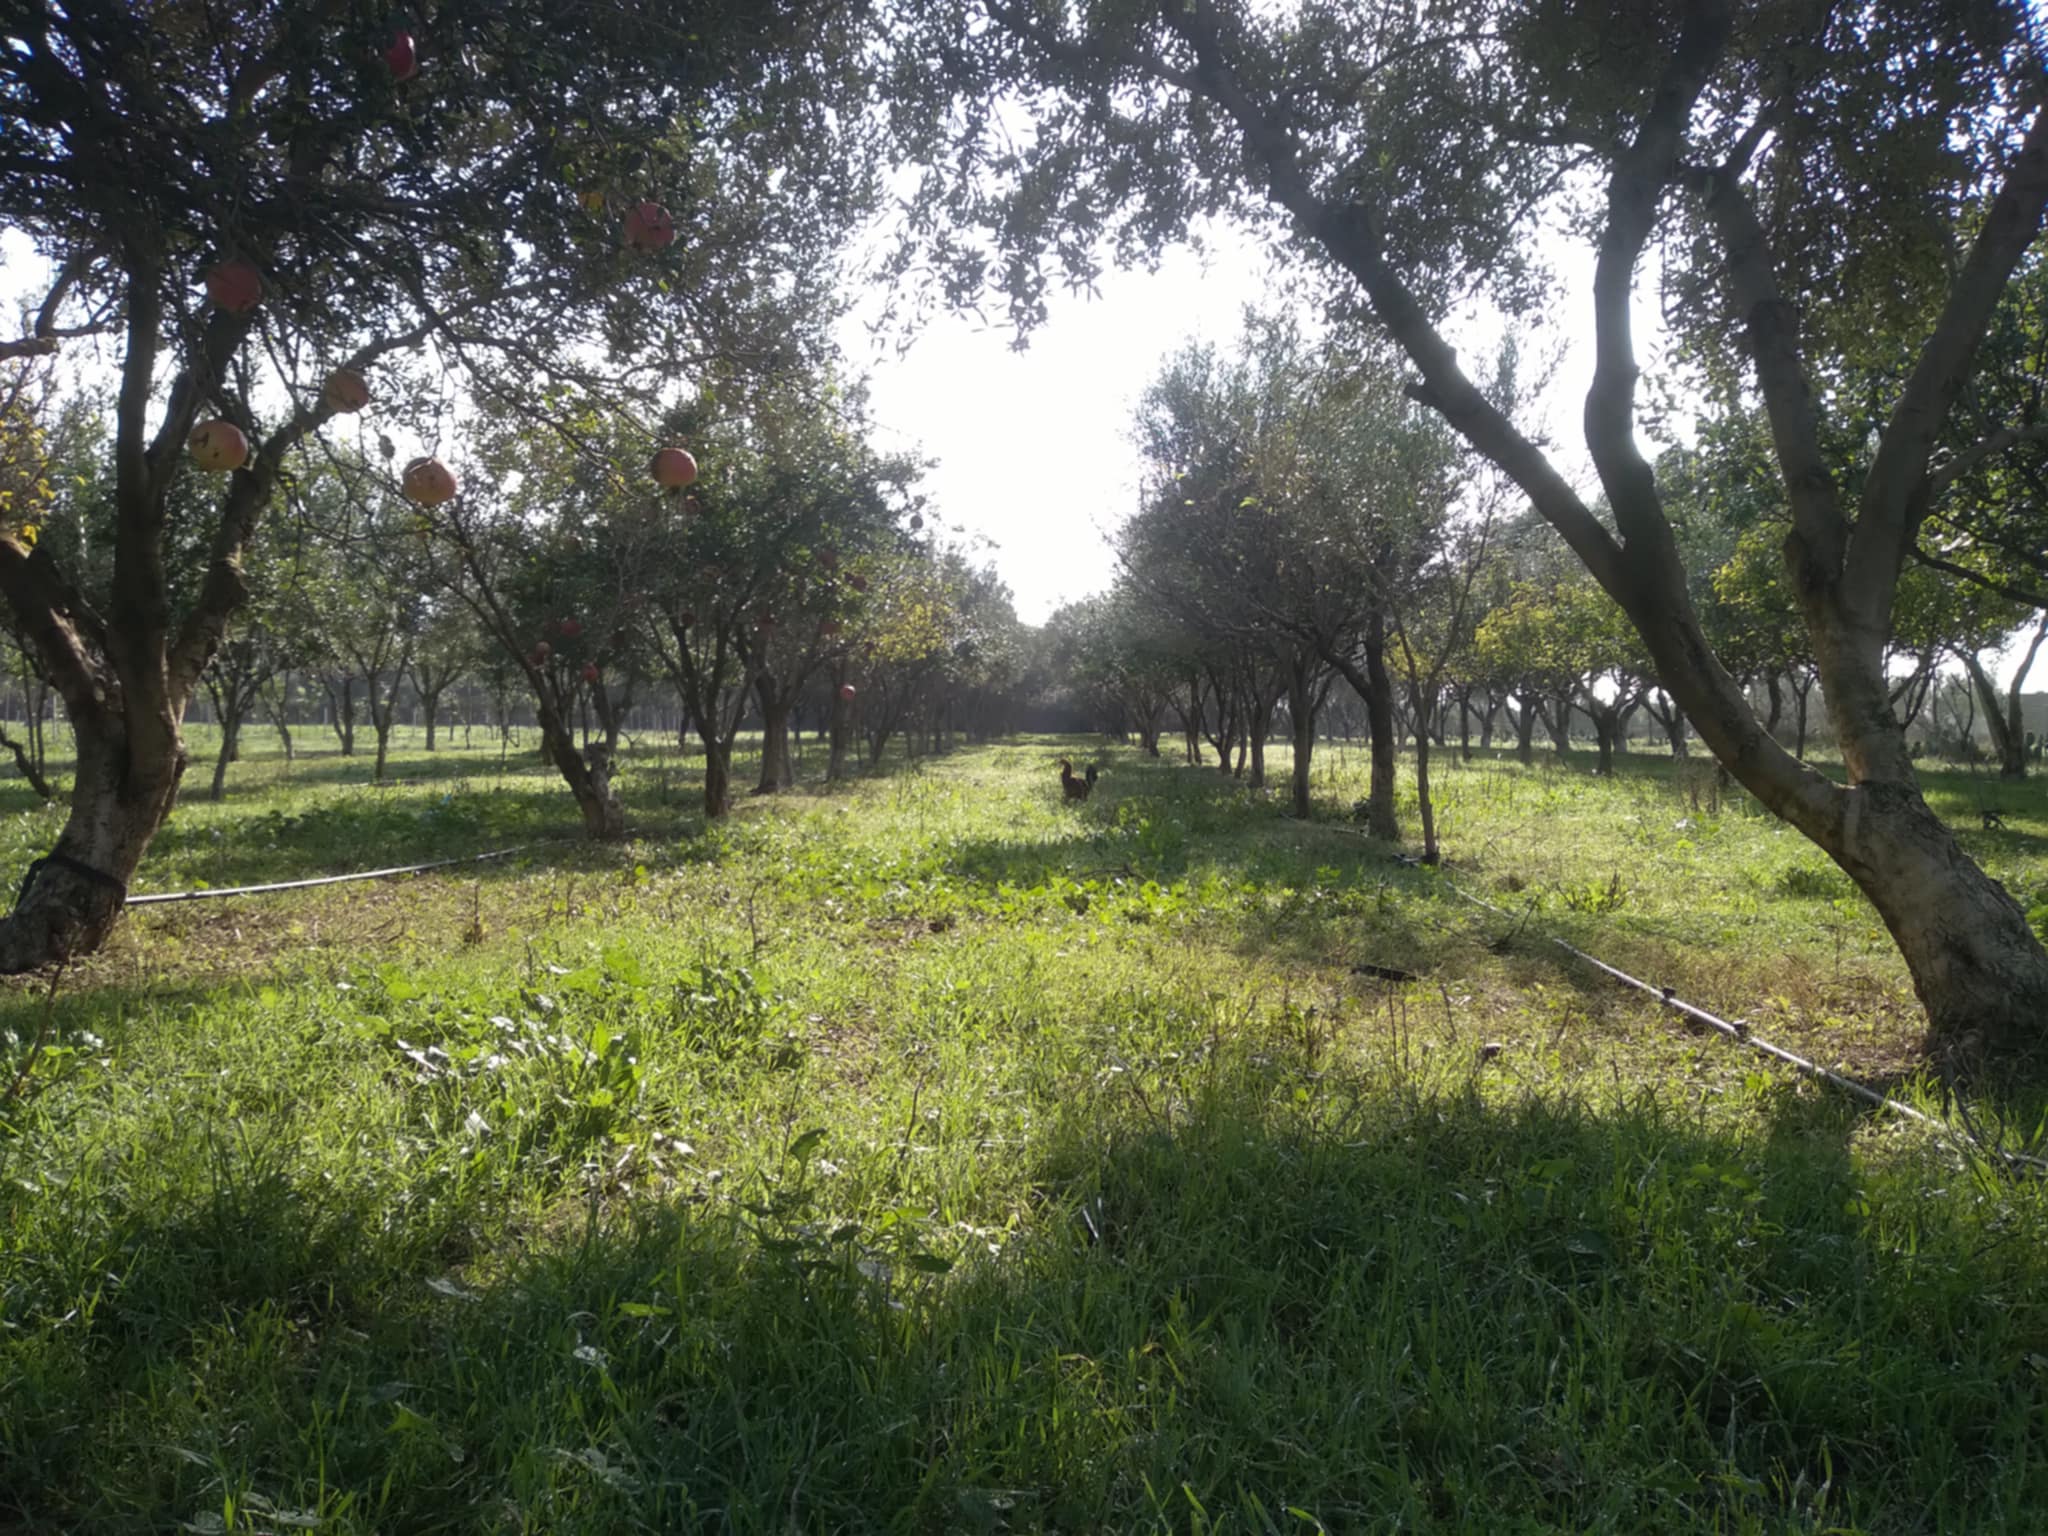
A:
[9,1063,2047,1533]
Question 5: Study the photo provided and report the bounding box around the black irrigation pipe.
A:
[1441,877,2048,1176]
[126,842,554,907]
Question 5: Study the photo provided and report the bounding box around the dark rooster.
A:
[1059,758,1098,802]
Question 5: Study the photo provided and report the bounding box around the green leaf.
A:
[786,1127,827,1163]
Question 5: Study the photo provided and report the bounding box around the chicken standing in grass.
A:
[1059,758,1098,802]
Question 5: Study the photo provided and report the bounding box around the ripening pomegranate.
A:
[401,456,458,506]
[650,446,698,487]
[623,201,676,250]
[582,663,601,684]
[559,617,584,639]
[385,31,418,80]
[188,419,250,472]
[322,368,371,413]
[204,259,263,314]
[838,683,856,702]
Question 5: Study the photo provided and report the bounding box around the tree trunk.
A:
[826,671,853,782]
[1363,613,1399,840]
[1664,704,1688,757]
[1964,617,2048,781]
[1285,657,1316,819]
[703,738,733,818]
[0,723,185,971]
[1546,691,1572,757]
[536,709,624,839]
[267,679,295,763]
[1414,697,1439,864]
[209,713,239,802]
[755,679,795,792]
[330,676,356,756]
[423,694,439,752]
[1514,693,1537,765]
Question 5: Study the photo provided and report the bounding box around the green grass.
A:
[4,731,2048,1531]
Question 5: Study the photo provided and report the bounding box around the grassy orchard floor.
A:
[3,731,2048,1532]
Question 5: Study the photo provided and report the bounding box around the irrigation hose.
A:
[125,842,550,906]
[1440,877,2048,1176]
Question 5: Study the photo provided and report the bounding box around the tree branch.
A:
[1584,0,1728,559]
[1910,545,2048,611]
[1693,165,1848,588]
[1852,100,2048,616]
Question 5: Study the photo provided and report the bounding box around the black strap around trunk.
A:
[14,851,129,913]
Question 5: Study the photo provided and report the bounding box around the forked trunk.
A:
[540,719,624,839]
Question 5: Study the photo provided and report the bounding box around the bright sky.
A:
[837,233,1282,624]
[835,221,1619,626]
